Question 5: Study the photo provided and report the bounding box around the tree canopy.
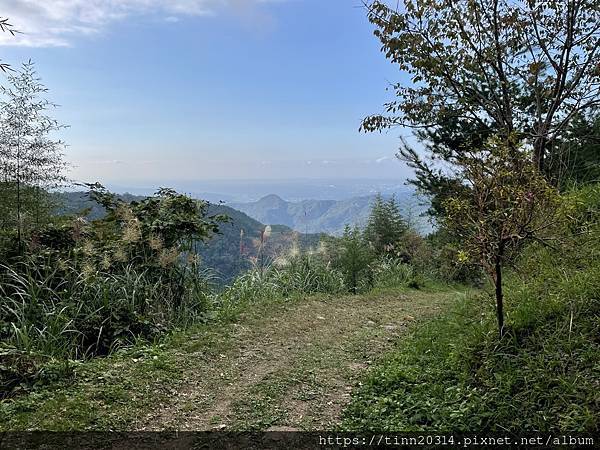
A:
[363,0,600,182]
[0,61,68,251]
[364,194,410,256]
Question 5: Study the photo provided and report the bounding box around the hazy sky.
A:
[0,0,413,184]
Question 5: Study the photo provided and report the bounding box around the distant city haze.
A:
[103,178,417,203]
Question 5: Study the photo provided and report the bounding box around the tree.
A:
[443,135,558,336]
[85,184,228,269]
[546,111,600,186]
[364,194,409,256]
[79,184,229,307]
[0,61,68,252]
[335,225,374,294]
[363,0,600,189]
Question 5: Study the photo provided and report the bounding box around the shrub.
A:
[425,230,483,285]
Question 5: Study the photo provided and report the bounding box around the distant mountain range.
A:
[55,189,431,282]
[230,192,430,236]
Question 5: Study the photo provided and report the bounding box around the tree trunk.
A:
[494,257,504,337]
[533,135,547,173]
[16,168,22,255]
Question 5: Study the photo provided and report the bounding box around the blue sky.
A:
[0,0,412,185]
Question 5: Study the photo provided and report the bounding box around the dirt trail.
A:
[137,290,459,431]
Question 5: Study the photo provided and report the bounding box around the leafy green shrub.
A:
[424,230,483,284]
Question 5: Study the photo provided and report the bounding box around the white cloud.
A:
[88,159,126,165]
[0,0,283,47]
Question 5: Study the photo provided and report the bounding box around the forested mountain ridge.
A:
[55,191,323,283]
[198,205,323,283]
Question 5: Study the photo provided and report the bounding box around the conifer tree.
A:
[364,194,409,256]
[337,225,373,294]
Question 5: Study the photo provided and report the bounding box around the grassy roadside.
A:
[342,186,600,433]
[1,285,465,431]
[340,271,599,432]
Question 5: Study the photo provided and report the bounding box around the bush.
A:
[425,230,483,284]
[371,257,424,290]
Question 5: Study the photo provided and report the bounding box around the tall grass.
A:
[371,256,424,290]
[0,261,216,360]
[0,256,220,397]
[214,254,346,321]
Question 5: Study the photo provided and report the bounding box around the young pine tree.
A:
[364,194,409,256]
[337,225,373,294]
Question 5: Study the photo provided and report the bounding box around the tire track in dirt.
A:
[137,290,460,431]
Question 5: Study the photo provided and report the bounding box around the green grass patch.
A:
[0,342,183,430]
[341,258,599,432]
